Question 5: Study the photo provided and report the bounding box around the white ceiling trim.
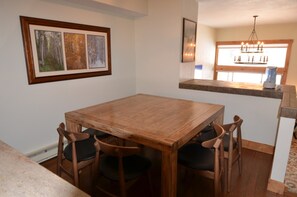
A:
[198,0,297,28]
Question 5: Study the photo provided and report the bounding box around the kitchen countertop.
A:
[179,79,297,119]
[0,140,90,197]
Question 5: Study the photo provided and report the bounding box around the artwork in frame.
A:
[20,16,111,84]
[182,18,197,62]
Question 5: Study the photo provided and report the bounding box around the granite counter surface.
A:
[0,140,90,197]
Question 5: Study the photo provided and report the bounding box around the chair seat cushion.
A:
[64,137,96,162]
[195,126,237,151]
[83,128,110,139]
[178,143,214,171]
[194,125,217,143]
[100,155,152,181]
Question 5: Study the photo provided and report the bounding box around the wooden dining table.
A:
[65,94,224,197]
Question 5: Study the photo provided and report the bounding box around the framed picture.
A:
[20,16,111,84]
[182,18,197,62]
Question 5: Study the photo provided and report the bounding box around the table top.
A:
[65,94,224,151]
[0,140,90,197]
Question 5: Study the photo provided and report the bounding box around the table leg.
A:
[213,111,224,125]
[65,119,82,133]
[161,150,177,197]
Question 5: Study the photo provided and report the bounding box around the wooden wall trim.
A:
[242,139,274,155]
[267,179,285,194]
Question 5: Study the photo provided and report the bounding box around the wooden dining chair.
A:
[221,115,243,192]
[178,123,226,197]
[194,115,243,192]
[93,135,152,197]
[56,122,96,187]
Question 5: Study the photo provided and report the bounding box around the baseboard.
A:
[27,138,273,163]
[26,142,59,163]
[242,139,274,155]
[267,179,285,194]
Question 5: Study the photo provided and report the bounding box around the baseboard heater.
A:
[26,141,66,163]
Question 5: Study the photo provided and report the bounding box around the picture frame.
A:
[182,18,197,62]
[20,16,112,84]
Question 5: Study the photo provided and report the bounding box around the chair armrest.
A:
[67,132,90,142]
[213,138,222,149]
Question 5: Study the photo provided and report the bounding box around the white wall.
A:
[195,24,216,79]
[0,0,285,157]
[271,117,296,183]
[135,0,199,96]
[64,0,148,17]
[135,0,280,146]
[95,0,148,15]
[0,0,136,154]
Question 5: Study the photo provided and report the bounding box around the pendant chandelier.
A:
[241,15,263,53]
[234,15,268,64]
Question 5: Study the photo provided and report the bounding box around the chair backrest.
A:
[221,115,243,193]
[56,122,91,165]
[57,122,90,143]
[93,135,140,158]
[201,123,225,149]
[93,136,146,197]
[221,115,243,154]
[201,123,225,196]
[221,115,243,138]
[234,115,243,139]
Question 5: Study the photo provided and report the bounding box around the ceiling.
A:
[198,0,297,28]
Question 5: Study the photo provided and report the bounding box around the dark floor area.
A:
[41,147,296,197]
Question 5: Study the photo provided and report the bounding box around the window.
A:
[214,40,293,85]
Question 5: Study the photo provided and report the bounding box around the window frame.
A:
[213,39,293,85]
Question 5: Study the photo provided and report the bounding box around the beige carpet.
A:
[285,136,297,193]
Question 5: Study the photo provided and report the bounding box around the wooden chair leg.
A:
[57,149,63,176]
[214,175,219,197]
[221,175,224,196]
[238,155,242,175]
[227,158,232,193]
[57,163,61,176]
[146,171,154,197]
[119,172,126,197]
[73,162,79,187]
[220,161,225,195]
